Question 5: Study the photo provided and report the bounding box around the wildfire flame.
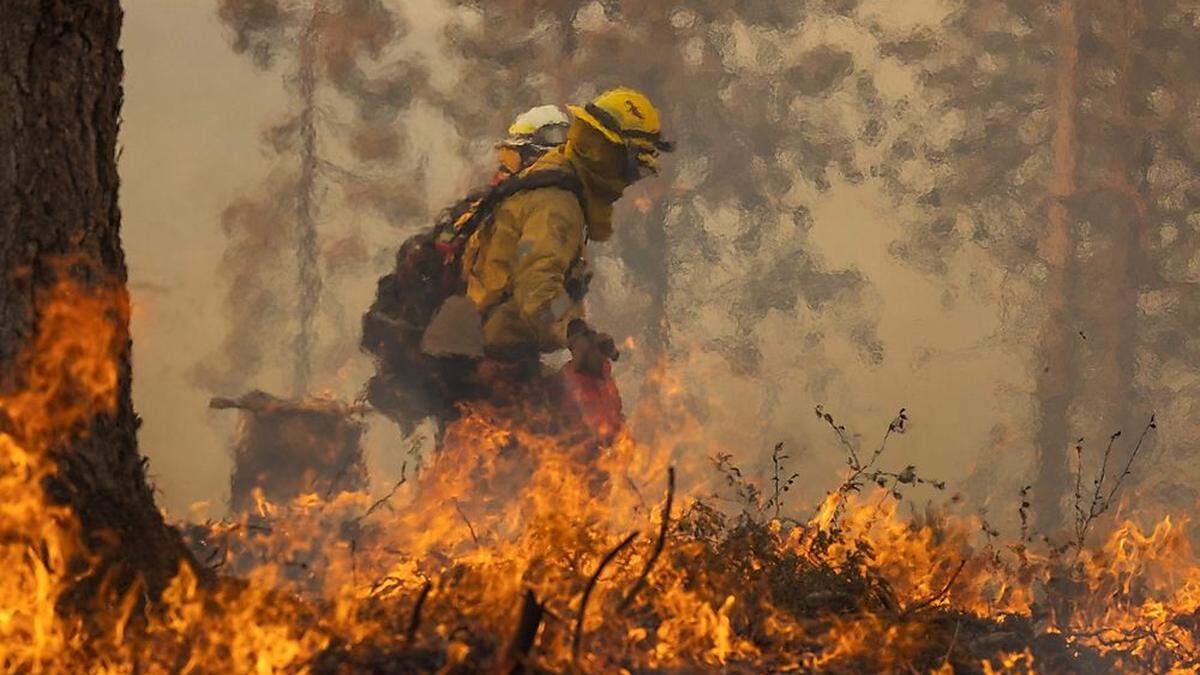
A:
[3,280,1200,672]
[0,278,123,665]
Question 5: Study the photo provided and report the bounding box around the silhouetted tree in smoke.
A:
[1098,1,1200,514]
[207,0,426,397]
[880,1,1094,530]
[881,1,1198,529]
[1063,0,1148,513]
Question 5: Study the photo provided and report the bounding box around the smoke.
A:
[412,1,907,503]
[216,0,292,68]
[190,170,294,395]
[180,0,1200,529]
[203,0,427,400]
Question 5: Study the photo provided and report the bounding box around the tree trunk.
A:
[0,0,193,597]
[1032,0,1081,533]
[1074,0,1144,461]
[292,10,322,397]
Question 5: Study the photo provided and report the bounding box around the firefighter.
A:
[461,88,671,360]
[363,105,572,433]
[457,87,673,435]
[365,88,671,439]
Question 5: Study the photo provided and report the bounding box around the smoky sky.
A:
[120,0,1196,535]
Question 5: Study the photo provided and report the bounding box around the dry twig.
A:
[405,580,433,644]
[619,468,675,611]
[1072,415,1156,548]
[572,531,639,662]
[494,589,544,674]
[903,558,966,615]
[452,497,480,544]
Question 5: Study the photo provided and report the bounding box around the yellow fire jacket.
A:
[461,155,588,356]
[459,118,627,358]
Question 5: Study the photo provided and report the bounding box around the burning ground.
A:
[3,280,1200,673]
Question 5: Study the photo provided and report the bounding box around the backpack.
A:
[361,167,586,431]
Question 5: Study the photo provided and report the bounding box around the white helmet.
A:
[499,105,570,150]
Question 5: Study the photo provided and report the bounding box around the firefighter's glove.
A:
[567,319,619,377]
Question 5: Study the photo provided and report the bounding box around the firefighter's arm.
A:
[469,201,522,309]
[509,189,586,350]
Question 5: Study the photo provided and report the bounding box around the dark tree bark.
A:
[0,0,194,597]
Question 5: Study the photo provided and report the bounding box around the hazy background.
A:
[119,0,1188,531]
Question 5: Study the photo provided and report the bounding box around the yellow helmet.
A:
[568,87,674,176]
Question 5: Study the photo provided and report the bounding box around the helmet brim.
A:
[568,104,625,146]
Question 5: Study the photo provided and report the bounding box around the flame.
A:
[0,278,125,666]
[5,279,1200,671]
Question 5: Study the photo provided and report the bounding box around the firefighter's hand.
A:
[567,319,619,377]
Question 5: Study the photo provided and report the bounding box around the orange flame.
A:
[5,279,1200,671]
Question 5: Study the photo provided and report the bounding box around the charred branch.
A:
[903,558,967,615]
[493,589,545,675]
[405,580,433,645]
[572,530,639,663]
[619,467,674,611]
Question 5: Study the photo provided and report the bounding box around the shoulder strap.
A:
[493,169,585,205]
[450,168,586,245]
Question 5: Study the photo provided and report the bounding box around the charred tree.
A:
[0,0,193,596]
[211,391,368,512]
